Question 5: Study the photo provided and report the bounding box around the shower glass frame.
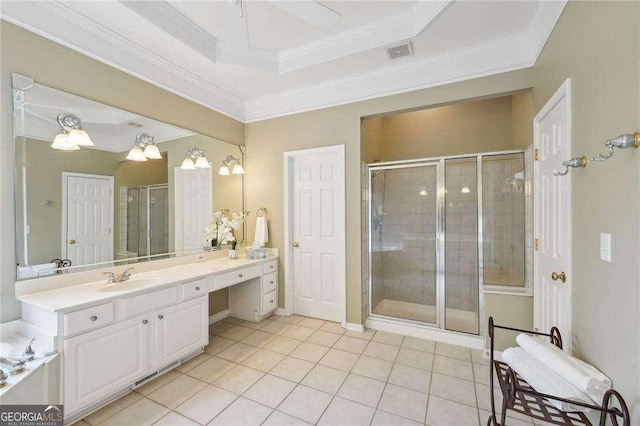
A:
[366,149,526,336]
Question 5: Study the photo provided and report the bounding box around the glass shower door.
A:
[369,163,440,325]
[444,157,479,334]
[149,186,169,256]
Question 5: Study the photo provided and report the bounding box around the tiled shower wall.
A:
[482,153,526,285]
[371,166,438,309]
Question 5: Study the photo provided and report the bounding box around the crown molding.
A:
[1,1,566,124]
[278,1,453,73]
[245,34,535,122]
[1,1,246,121]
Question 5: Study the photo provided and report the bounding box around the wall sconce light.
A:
[219,155,245,175]
[51,113,93,150]
[461,186,471,194]
[181,147,210,170]
[126,133,162,162]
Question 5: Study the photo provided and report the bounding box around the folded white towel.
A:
[253,216,268,247]
[516,333,611,404]
[17,262,57,279]
[502,347,592,412]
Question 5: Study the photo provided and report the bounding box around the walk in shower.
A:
[125,184,169,258]
[367,151,526,335]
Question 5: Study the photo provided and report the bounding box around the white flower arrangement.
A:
[206,210,248,248]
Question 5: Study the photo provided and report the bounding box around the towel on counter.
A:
[502,347,593,412]
[253,216,269,247]
[17,262,57,279]
[516,333,611,404]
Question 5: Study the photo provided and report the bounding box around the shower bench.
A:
[487,317,630,426]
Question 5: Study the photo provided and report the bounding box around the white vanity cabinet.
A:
[229,260,279,321]
[64,314,150,415]
[17,253,279,422]
[152,296,208,370]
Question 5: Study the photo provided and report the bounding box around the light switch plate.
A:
[600,233,612,262]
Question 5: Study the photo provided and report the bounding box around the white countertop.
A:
[17,254,277,314]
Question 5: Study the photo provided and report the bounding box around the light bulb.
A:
[143,144,162,159]
[218,165,230,176]
[181,157,196,170]
[195,156,210,168]
[67,128,93,146]
[231,164,245,174]
[51,132,80,151]
[126,146,148,161]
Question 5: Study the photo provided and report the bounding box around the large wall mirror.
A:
[13,74,245,280]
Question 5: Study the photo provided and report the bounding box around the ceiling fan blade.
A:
[269,0,340,31]
[224,0,250,52]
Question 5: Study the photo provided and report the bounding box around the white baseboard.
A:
[365,317,484,349]
[274,308,286,316]
[342,322,365,332]
[209,309,230,324]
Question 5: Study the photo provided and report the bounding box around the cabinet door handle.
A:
[195,286,200,291]
[270,281,274,284]
[142,319,148,325]
[90,315,97,321]
[238,274,243,278]
[270,265,274,269]
[270,300,274,303]
[158,314,164,319]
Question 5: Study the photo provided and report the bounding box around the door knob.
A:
[293,241,299,248]
[551,271,566,283]
[69,239,76,244]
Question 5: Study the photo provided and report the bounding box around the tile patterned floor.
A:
[75,314,539,426]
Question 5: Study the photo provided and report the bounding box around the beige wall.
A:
[0,21,244,322]
[532,1,640,415]
[366,95,528,162]
[245,69,533,324]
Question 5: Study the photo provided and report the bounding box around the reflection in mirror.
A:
[14,76,244,280]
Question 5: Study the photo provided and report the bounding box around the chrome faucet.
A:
[103,267,134,284]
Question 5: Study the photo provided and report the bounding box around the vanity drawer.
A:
[182,278,208,300]
[214,265,261,290]
[122,286,179,318]
[262,260,277,274]
[262,271,277,294]
[262,291,277,314]
[64,302,114,336]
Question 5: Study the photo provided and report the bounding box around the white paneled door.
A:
[174,167,212,252]
[63,173,114,266]
[287,146,345,322]
[533,79,573,353]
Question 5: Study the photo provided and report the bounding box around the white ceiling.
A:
[2,1,566,123]
[24,83,192,152]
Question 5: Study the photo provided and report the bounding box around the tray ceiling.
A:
[1,1,566,122]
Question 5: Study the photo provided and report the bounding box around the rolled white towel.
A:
[502,347,592,412]
[516,333,611,404]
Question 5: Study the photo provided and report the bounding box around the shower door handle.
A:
[293,241,299,248]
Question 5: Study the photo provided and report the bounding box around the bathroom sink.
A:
[99,277,161,292]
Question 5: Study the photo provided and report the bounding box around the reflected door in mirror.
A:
[64,173,114,266]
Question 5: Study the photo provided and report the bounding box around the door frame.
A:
[283,144,346,325]
[533,78,573,352]
[61,172,115,261]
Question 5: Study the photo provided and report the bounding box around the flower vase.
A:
[229,249,238,259]
[211,239,219,250]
